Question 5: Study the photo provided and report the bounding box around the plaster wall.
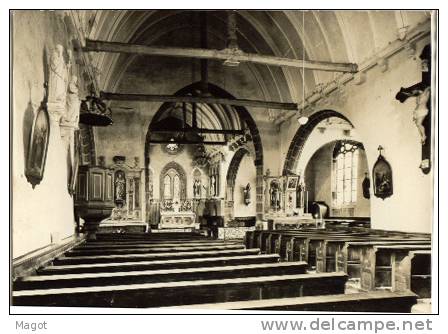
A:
[12,11,78,258]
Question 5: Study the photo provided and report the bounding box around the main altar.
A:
[158,200,199,230]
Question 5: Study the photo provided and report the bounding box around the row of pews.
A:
[245,227,431,298]
[11,230,427,312]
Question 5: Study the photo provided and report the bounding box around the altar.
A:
[158,200,199,230]
[159,212,198,229]
[98,205,149,233]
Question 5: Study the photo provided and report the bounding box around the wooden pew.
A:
[77,240,233,249]
[317,238,430,274]
[253,229,360,257]
[410,250,432,298]
[94,232,205,241]
[267,231,367,266]
[66,243,244,257]
[360,244,431,292]
[14,261,308,290]
[336,240,430,280]
[53,248,262,265]
[38,254,281,276]
[13,272,348,308]
[394,250,431,298]
[169,290,418,313]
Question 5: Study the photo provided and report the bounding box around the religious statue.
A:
[48,44,70,105]
[243,183,251,205]
[210,175,216,197]
[269,180,281,211]
[296,181,304,208]
[115,171,126,203]
[193,179,202,198]
[62,75,80,127]
[398,86,431,144]
[172,201,180,213]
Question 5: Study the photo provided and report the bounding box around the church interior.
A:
[11,10,436,312]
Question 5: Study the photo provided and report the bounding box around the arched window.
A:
[160,163,187,202]
[333,141,360,206]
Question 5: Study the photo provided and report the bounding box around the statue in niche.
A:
[48,45,70,105]
[210,175,216,197]
[296,181,304,208]
[193,179,202,198]
[243,183,251,205]
[114,170,126,203]
[269,180,281,210]
[62,75,80,127]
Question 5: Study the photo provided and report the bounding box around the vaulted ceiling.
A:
[81,10,429,96]
[73,10,430,137]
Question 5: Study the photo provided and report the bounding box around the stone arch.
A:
[159,161,187,201]
[145,81,264,220]
[224,147,253,220]
[226,147,251,201]
[282,110,352,176]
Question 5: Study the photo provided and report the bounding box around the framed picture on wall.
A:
[372,147,393,200]
[25,105,50,188]
[286,175,299,190]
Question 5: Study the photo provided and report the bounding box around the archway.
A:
[225,147,255,219]
[144,82,264,221]
[304,140,370,218]
[282,110,352,176]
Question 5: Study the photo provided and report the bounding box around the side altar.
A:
[98,156,147,233]
[263,171,316,230]
[98,204,149,233]
[158,200,198,230]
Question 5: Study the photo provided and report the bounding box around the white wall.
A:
[12,11,77,258]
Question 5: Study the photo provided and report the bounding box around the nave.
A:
[11,10,436,314]
[12,226,430,312]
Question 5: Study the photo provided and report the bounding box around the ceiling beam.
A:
[101,91,298,111]
[84,39,358,73]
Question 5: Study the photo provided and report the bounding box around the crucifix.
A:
[395,44,432,174]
